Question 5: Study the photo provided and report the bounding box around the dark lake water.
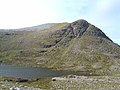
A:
[0,65,92,79]
[0,65,67,79]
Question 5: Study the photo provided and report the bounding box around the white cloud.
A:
[0,0,58,29]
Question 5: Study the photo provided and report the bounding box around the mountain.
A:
[0,23,55,31]
[0,19,120,75]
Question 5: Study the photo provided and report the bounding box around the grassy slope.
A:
[0,23,68,64]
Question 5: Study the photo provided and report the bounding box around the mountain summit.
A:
[57,19,112,40]
[0,19,120,75]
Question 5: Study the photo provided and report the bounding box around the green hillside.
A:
[0,19,120,75]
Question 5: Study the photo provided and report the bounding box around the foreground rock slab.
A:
[52,75,120,90]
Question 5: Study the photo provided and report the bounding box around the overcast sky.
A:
[0,0,119,44]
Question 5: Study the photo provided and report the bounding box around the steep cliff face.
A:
[0,19,120,75]
[55,19,112,44]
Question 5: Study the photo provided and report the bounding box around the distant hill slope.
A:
[0,19,120,75]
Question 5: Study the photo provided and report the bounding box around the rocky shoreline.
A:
[0,80,42,90]
[1,75,120,90]
[0,77,47,90]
